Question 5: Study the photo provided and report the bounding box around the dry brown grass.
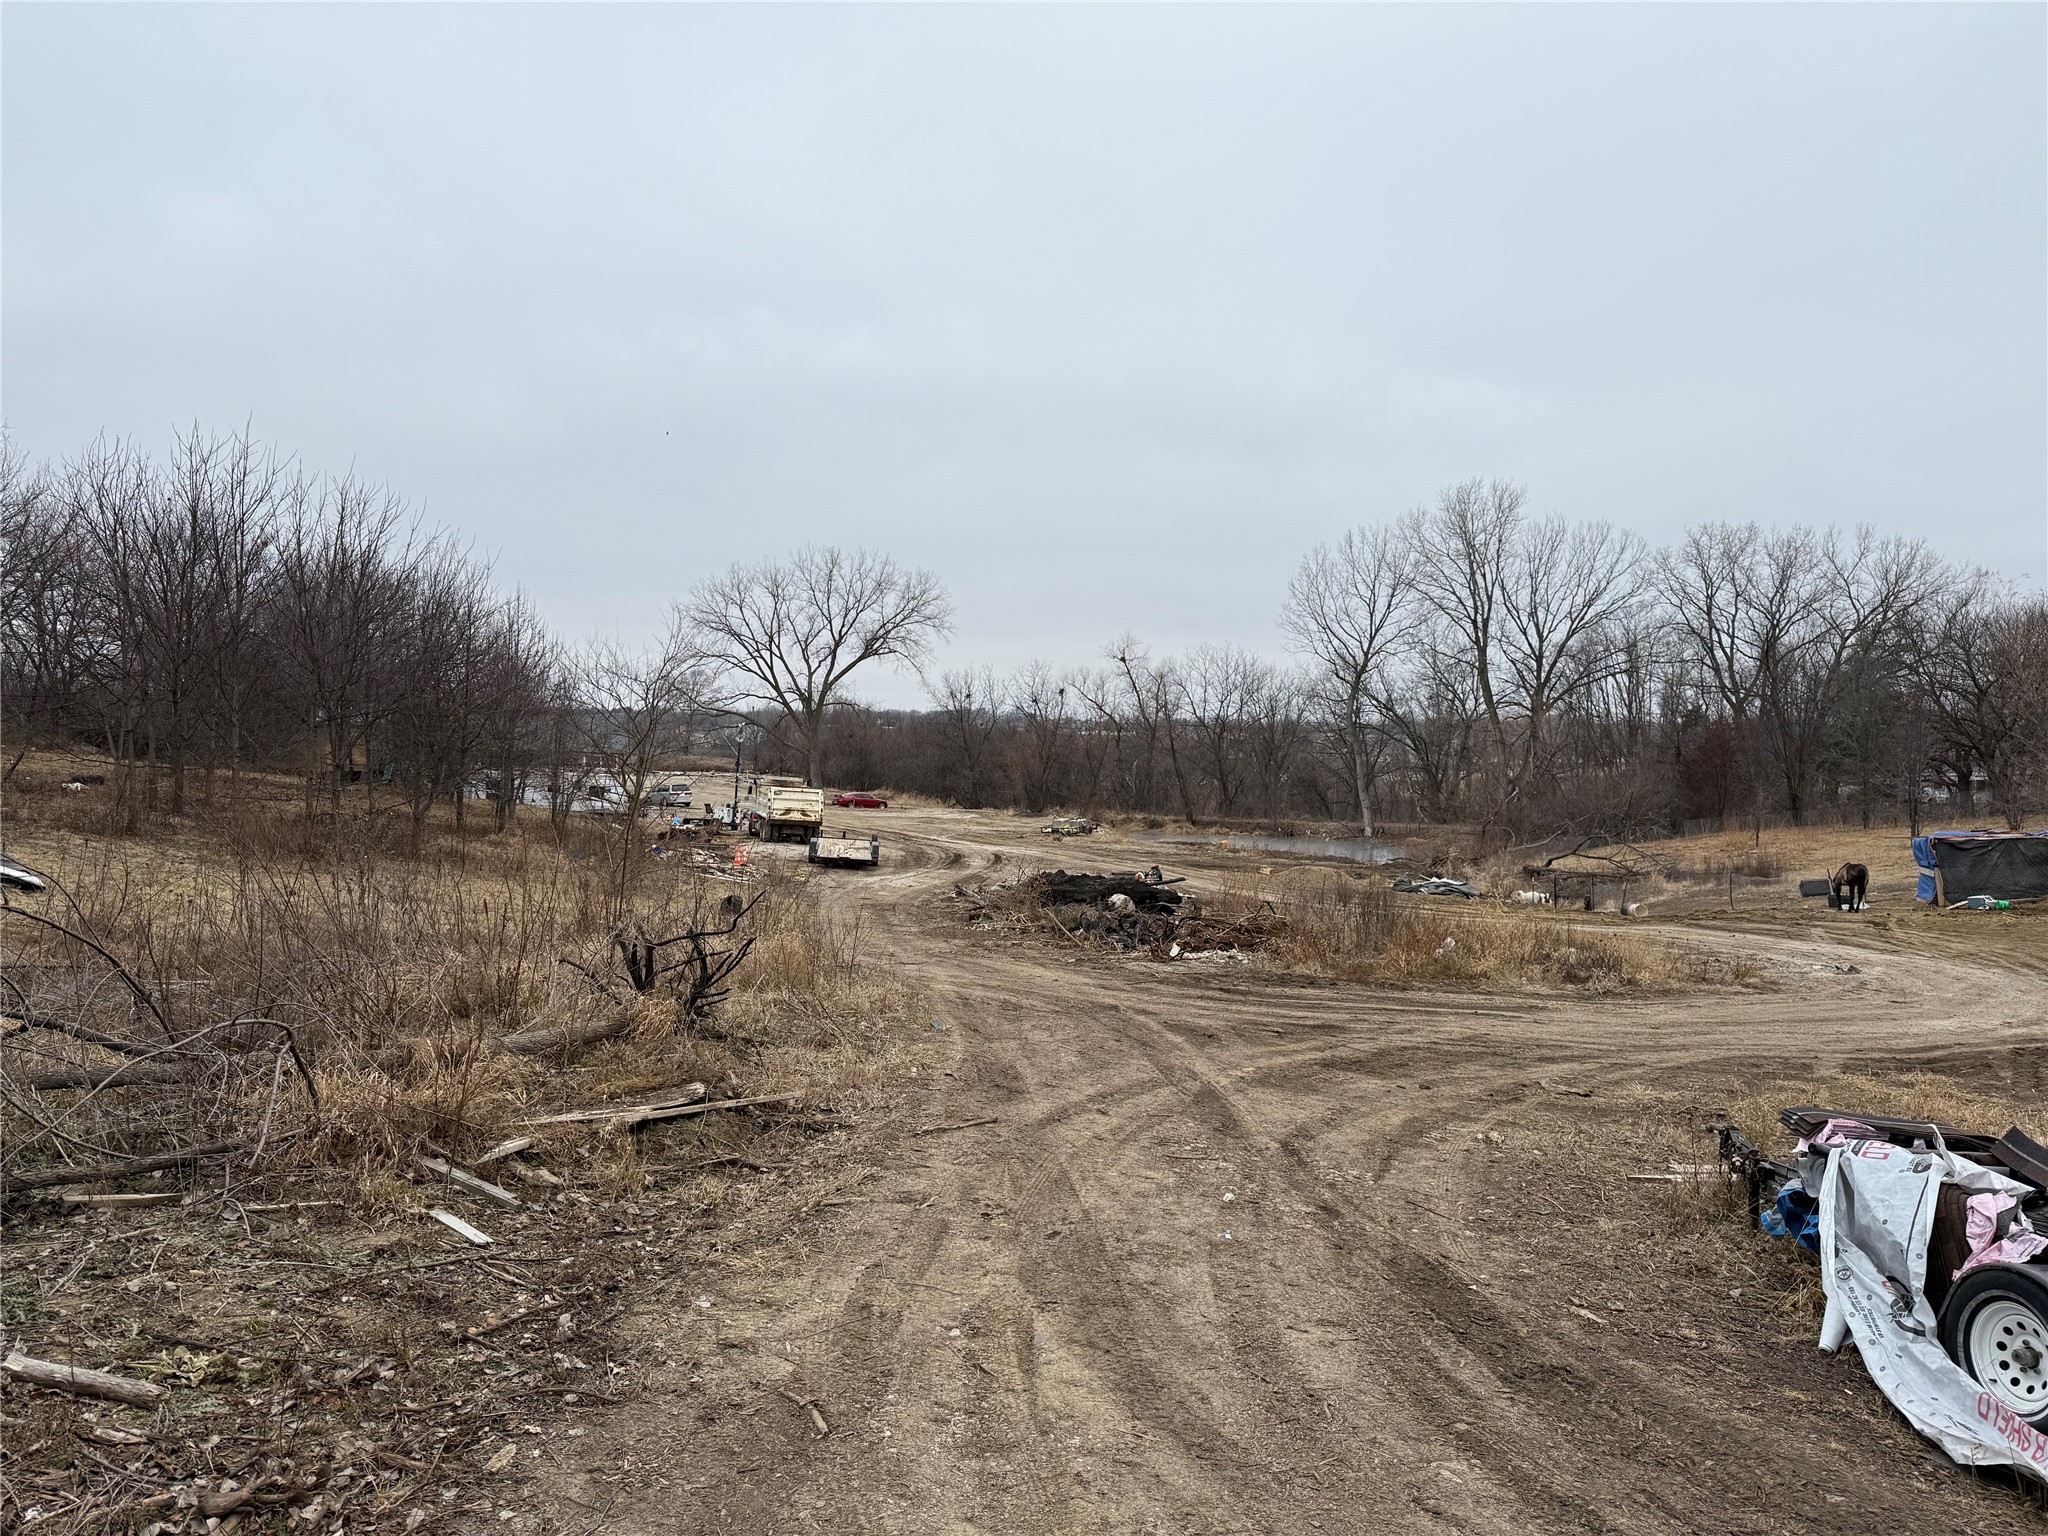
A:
[1211,871,1758,992]
[960,861,1757,992]
[1,752,922,1191]
[1,754,925,1532]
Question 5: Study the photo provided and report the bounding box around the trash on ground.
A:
[951,867,1276,960]
[1391,876,1482,900]
[1717,1107,2048,1478]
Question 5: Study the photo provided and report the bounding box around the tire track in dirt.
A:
[533,810,2048,1536]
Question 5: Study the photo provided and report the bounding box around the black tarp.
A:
[1928,834,2048,903]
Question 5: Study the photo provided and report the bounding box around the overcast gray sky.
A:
[6,3,2044,706]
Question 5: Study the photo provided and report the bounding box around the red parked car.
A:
[832,790,889,809]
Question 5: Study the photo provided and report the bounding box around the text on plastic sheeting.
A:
[1977,1393,2048,1466]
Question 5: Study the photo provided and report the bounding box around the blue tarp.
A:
[1913,829,2048,903]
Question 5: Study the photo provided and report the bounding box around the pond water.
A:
[1134,831,1402,865]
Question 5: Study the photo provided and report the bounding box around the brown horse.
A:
[1831,862,1869,912]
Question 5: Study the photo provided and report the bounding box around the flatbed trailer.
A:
[807,832,881,868]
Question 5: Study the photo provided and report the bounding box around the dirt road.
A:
[531,810,2048,1535]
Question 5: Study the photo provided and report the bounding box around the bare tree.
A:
[1748,527,1934,824]
[683,546,951,786]
[1495,516,1646,796]
[1176,645,1267,819]
[1282,524,1412,835]
[572,619,710,912]
[270,476,417,815]
[477,596,558,831]
[1657,522,1766,726]
[65,438,161,830]
[1400,480,1646,835]
[1241,662,1309,830]
[1373,616,1483,823]
[929,667,1003,807]
[195,431,284,807]
[1086,637,1192,821]
[1987,597,2048,826]
[1404,479,1519,790]
[384,548,495,844]
[1913,577,2047,827]
[1,440,88,781]
[1006,662,1074,815]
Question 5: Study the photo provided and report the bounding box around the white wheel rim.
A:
[1968,1295,2048,1416]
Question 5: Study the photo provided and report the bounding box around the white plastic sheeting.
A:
[1813,1138,2048,1480]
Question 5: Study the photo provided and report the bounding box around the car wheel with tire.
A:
[1940,1263,2048,1427]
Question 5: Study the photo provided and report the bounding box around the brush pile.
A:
[954,868,1283,959]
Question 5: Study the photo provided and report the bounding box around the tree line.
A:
[805,478,2048,840]
[5,433,2043,843]
[0,430,948,838]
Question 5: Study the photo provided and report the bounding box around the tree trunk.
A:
[1348,722,1374,839]
[803,709,826,788]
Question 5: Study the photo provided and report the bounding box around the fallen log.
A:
[0,1139,243,1194]
[497,1019,629,1056]
[59,1191,182,1208]
[25,1061,203,1092]
[1,1014,162,1059]
[3,1352,167,1406]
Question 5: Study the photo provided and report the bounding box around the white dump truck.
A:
[807,830,882,868]
[741,775,826,842]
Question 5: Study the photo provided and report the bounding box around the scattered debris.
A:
[0,852,49,893]
[1392,876,1482,900]
[1034,871,1184,910]
[1042,817,1098,837]
[426,1208,495,1246]
[1716,1107,2048,1481]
